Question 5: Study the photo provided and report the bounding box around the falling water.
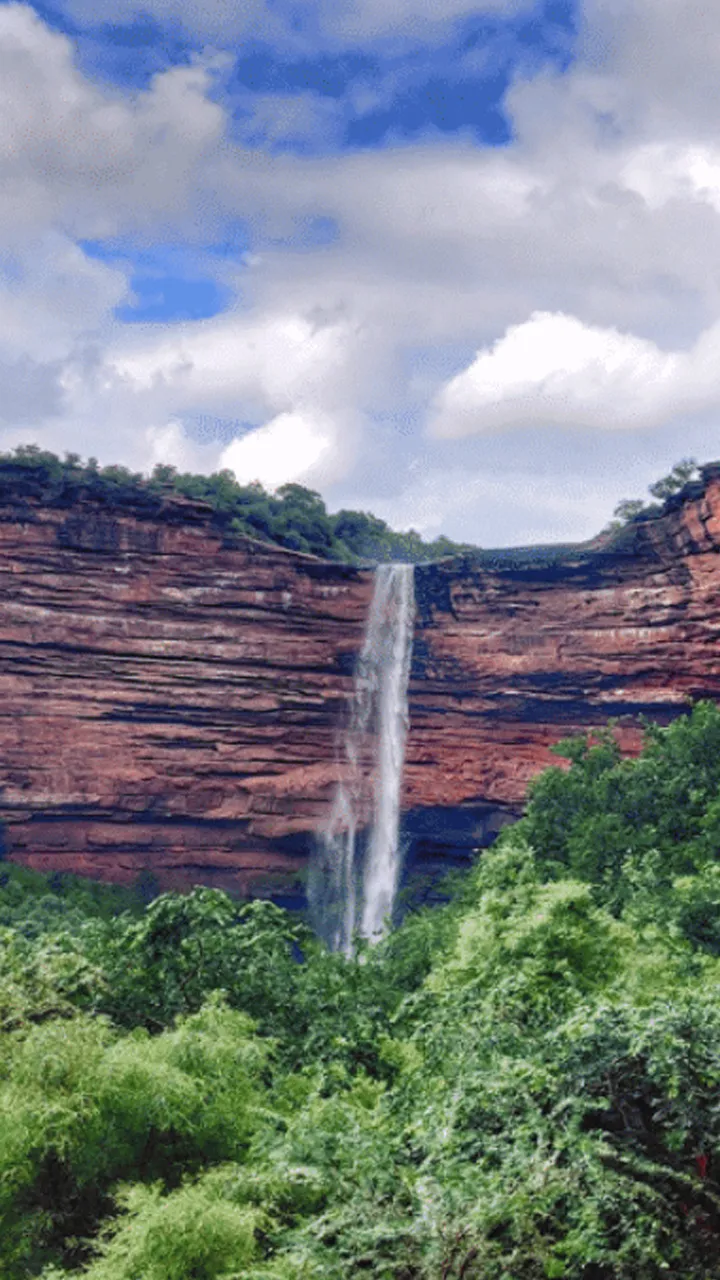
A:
[310,564,415,954]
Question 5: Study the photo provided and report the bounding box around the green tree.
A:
[610,458,700,531]
[7,699,720,1277]
[0,999,268,1275]
[648,456,699,501]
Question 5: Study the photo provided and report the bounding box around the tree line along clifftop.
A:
[0,445,476,564]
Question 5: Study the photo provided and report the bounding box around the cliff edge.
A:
[2,470,720,897]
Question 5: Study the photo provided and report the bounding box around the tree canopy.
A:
[0,445,475,564]
[3,705,720,1274]
[609,458,701,532]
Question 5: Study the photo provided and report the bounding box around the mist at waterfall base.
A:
[309,564,415,954]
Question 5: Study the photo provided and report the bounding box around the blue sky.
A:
[73,0,576,326]
[3,0,720,544]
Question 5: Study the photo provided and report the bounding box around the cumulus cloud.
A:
[108,307,364,416]
[0,4,227,242]
[234,93,345,151]
[429,312,686,436]
[41,304,368,486]
[621,142,720,214]
[312,0,532,46]
[219,410,349,489]
[8,0,720,541]
[144,420,221,473]
[0,8,362,488]
[61,0,281,45]
[211,121,720,366]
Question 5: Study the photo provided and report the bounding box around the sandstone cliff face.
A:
[0,498,372,897]
[2,474,720,897]
[403,469,720,871]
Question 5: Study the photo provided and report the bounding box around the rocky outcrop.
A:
[2,469,720,898]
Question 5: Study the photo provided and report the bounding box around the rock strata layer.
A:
[2,472,720,897]
[0,499,371,897]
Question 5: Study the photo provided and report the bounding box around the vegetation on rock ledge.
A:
[0,446,475,563]
[606,457,701,532]
[3,703,720,1275]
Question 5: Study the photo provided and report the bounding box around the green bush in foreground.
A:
[4,705,720,1275]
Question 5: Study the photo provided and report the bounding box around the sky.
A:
[3,0,720,546]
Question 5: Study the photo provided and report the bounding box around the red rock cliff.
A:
[0,498,372,896]
[403,468,720,868]
[2,471,720,895]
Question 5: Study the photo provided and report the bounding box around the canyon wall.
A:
[2,470,720,898]
[404,469,720,877]
[0,497,372,898]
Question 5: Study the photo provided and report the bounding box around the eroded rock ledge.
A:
[2,470,720,899]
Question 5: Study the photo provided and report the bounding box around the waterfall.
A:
[310,563,415,954]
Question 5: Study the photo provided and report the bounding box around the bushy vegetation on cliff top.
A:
[605,457,702,532]
[4,703,720,1276]
[0,445,474,563]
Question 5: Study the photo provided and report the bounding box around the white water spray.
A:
[310,564,415,954]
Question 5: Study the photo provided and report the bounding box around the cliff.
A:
[404,467,720,874]
[2,470,720,898]
[0,497,372,898]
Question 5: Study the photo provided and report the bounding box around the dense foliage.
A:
[5,704,720,1276]
[0,445,474,563]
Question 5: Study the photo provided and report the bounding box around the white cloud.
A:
[0,4,227,242]
[108,307,365,416]
[429,312,685,436]
[0,234,128,360]
[219,410,345,489]
[580,0,720,136]
[0,355,64,424]
[34,303,368,485]
[144,419,220,473]
[61,0,282,44]
[621,142,720,213]
[8,1,720,541]
[210,122,720,365]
